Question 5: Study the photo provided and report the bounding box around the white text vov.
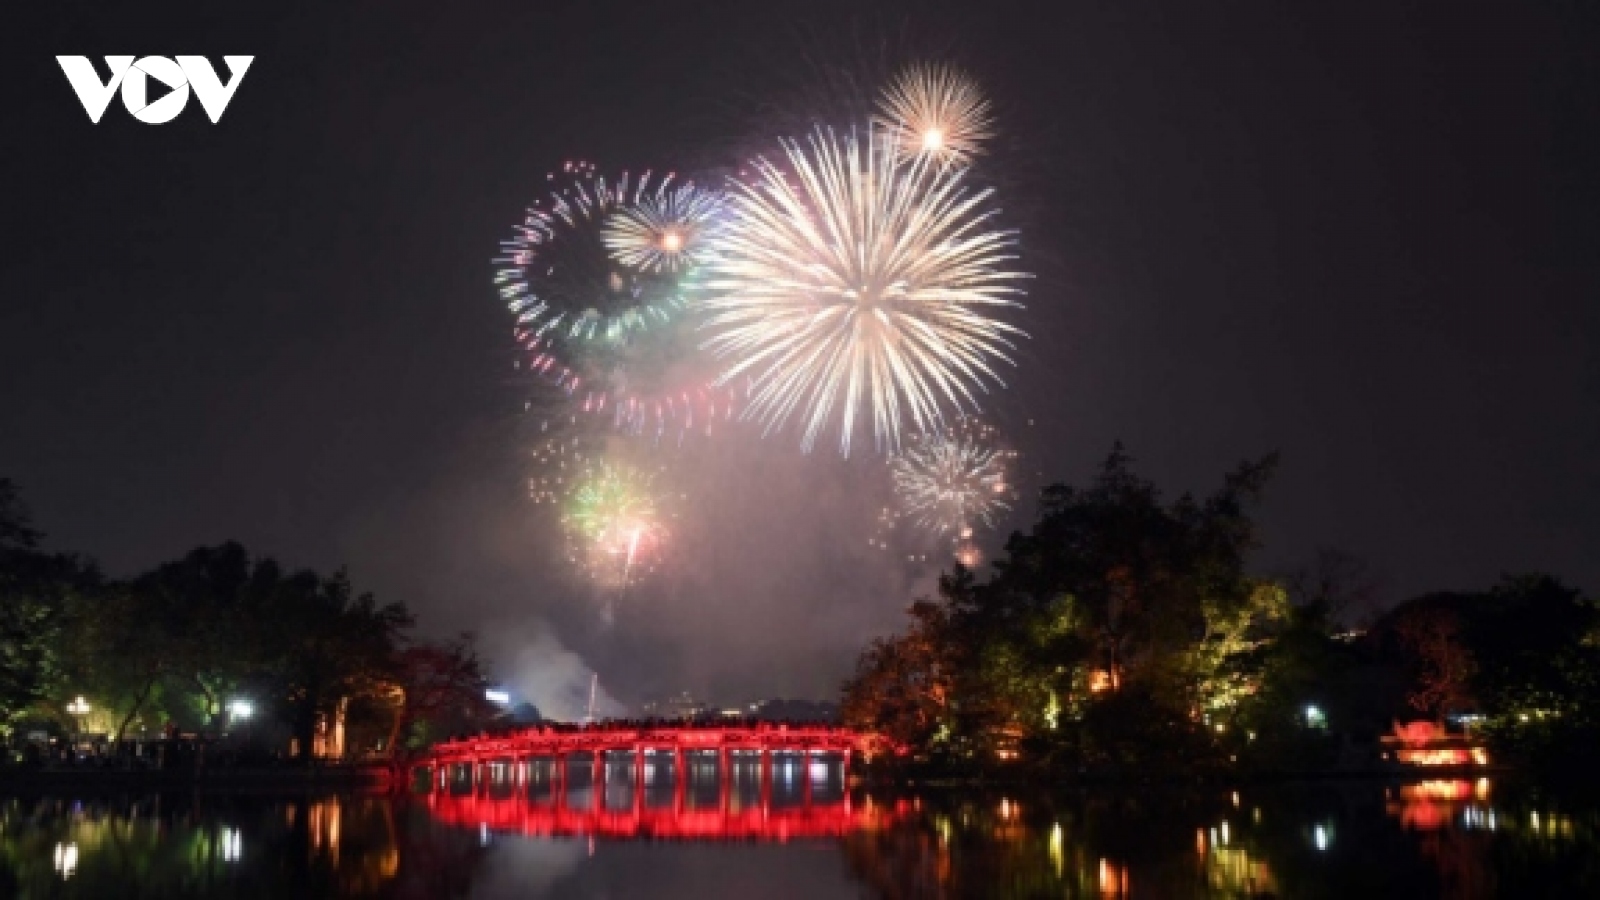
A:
[57,56,254,124]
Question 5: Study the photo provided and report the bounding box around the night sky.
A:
[3,1,1597,713]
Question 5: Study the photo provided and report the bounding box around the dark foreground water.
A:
[3,765,1598,898]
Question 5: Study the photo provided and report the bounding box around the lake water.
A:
[3,763,1597,897]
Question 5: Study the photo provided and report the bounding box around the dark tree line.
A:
[842,447,1600,777]
[0,479,497,763]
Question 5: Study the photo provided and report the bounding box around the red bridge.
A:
[414,723,885,841]
[418,722,868,790]
[419,717,870,775]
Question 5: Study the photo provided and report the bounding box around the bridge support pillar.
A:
[595,751,607,812]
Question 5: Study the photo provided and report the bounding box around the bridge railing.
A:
[414,721,867,796]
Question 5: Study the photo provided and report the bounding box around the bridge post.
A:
[802,750,813,807]
[634,744,645,790]
[595,750,607,812]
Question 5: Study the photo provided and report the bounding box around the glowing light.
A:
[221,827,242,862]
[228,699,253,719]
[485,689,511,706]
[1088,670,1113,693]
[698,127,1027,455]
[54,843,77,880]
[1313,824,1328,851]
[1098,858,1129,897]
[875,63,994,166]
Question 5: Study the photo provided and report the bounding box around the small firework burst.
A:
[874,63,994,167]
[494,161,685,352]
[890,417,1014,537]
[562,460,674,589]
[602,181,724,273]
[499,163,737,437]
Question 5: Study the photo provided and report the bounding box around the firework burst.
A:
[495,161,686,351]
[499,164,737,437]
[891,417,1014,537]
[697,127,1027,455]
[562,460,673,588]
[874,63,994,167]
[602,181,724,273]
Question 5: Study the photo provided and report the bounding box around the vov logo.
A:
[57,56,253,124]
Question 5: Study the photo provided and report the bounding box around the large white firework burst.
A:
[890,417,1014,537]
[602,181,724,273]
[874,63,994,167]
[697,127,1026,456]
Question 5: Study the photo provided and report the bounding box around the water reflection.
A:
[1,778,1598,897]
[0,793,482,898]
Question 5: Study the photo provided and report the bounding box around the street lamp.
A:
[228,700,253,720]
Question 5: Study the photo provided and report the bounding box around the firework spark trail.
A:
[875,63,994,167]
[697,126,1027,456]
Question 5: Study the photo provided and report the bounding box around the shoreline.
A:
[0,764,396,793]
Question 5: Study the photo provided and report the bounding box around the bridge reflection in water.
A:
[421,751,891,840]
